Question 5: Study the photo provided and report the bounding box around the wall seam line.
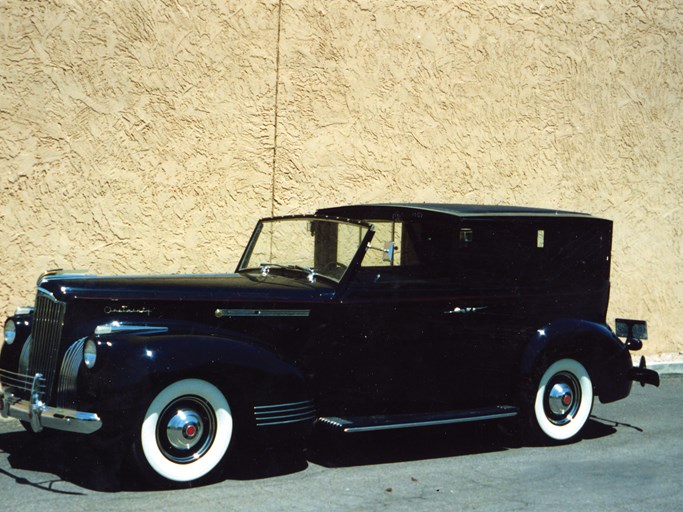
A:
[271,0,283,217]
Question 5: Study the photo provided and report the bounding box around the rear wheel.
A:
[525,358,593,443]
[135,379,234,484]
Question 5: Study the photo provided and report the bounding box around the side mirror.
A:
[382,242,396,264]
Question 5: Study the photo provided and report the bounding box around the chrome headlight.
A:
[83,338,97,369]
[3,319,16,345]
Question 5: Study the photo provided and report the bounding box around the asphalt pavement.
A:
[0,374,681,511]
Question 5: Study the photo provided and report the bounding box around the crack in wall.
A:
[271,0,283,217]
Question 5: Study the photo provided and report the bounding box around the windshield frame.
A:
[236,215,375,286]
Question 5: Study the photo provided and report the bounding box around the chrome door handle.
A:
[445,306,488,315]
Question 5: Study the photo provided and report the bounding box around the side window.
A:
[362,221,403,267]
[359,220,454,280]
[312,221,369,277]
[454,221,547,286]
[335,222,366,264]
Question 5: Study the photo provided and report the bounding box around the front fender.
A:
[520,318,633,403]
[79,330,309,418]
[0,312,33,372]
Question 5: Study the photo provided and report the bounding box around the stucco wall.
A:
[1,0,681,356]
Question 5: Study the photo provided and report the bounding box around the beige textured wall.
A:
[1,0,681,357]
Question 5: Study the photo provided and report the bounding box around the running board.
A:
[318,405,518,433]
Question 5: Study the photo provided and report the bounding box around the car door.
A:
[306,275,451,417]
[307,218,485,417]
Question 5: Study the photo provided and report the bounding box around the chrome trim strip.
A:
[37,269,91,284]
[319,410,519,433]
[255,410,315,421]
[255,414,317,427]
[0,368,40,393]
[35,287,58,301]
[94,323,169,335]
[57,338,85,408]
[255,404,315,415]
[253,400,316,427]
[18,335,31,377]
[317,417,352,428]
[216,309,310,318]
[254,400,313,410]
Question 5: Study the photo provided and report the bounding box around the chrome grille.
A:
[26,289,66,402]
[56,338,85,408]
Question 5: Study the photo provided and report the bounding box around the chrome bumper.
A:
[0,388,102,434]
[629,356,660,388]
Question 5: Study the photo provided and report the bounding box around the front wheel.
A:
[526,358,593,443]
[135,379,234,484]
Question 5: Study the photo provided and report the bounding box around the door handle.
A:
[445,306,488,315]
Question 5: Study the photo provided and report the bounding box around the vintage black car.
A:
[1,204,659,485]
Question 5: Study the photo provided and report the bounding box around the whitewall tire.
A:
[139,379,233,483]
[532,358,593,442]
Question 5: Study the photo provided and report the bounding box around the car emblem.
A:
[104,306,152,316]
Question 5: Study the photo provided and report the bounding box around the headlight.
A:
[3,319,16,345]
[83,338,97,369]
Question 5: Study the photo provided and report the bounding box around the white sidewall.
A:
[140,379,233,482]
[534,358,593,441]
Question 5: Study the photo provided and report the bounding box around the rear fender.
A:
[520,318,632,403]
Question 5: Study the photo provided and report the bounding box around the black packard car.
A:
[0,204,659,485]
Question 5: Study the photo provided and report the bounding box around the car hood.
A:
[37,272,336,303]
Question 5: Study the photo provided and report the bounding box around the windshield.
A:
[238,217,371,283]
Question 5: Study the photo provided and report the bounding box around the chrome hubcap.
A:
[166,409,204,451]
[156,396,216,464]
[544,371,581,426]
[548,383,574,417]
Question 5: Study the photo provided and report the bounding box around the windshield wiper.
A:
[259,263,318,283]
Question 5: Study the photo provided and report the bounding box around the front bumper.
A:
[0,388,102,434]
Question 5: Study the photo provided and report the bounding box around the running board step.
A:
[318,405,518,433]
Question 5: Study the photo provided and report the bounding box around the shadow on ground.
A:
[0,416,621,492]
[0,424,307,492]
